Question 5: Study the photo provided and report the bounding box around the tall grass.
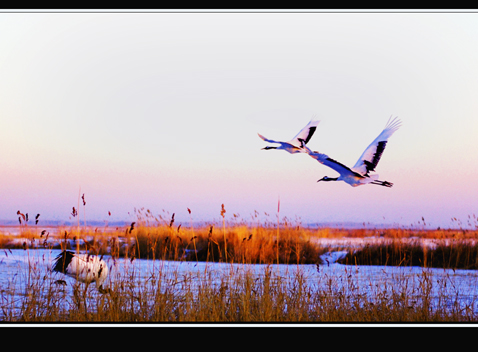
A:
[2,208,478,322]
[336,233,478,270]
[1,249,476,322]
[4,210,478,269]
[128,223,322,265]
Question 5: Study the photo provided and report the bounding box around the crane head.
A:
[317,176,337,182]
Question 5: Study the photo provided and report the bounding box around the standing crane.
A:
[52,250,110,294]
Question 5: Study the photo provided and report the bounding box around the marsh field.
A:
[2,210,478,323]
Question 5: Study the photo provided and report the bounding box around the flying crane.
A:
[258,119,320,154]
[306,116,401,187]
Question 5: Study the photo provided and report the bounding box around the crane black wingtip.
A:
[52,250,74,274]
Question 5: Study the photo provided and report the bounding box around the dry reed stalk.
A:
[221,204,227,262]
[188,208,198,264]
[75,187,81,254]
[277,196,280,265]
[82,193,86,228]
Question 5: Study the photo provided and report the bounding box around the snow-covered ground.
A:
[1,248,478,320]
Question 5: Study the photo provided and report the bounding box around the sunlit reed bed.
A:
[2,207,478,322]
[1,247,478,322]
[2,215,478,270]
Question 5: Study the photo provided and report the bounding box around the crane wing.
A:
[287,119,320,147]
[257,133,281,144]
[308,150,359,177]
[351,116,401,176]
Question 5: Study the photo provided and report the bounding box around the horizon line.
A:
[0,219,464,230]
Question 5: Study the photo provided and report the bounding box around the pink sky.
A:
[1,11,477,229]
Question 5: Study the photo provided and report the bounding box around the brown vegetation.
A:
[1,206,478,322]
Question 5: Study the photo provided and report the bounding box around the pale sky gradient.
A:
[1,10,477,229]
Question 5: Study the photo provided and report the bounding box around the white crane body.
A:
[52,250,109,292]
[307,116,401,187]
[258,119,320,154]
